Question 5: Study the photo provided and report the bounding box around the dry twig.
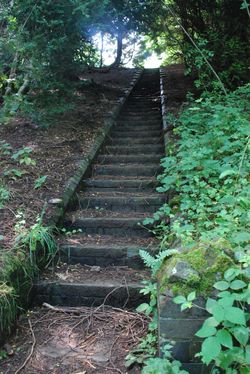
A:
[14,318,36,374]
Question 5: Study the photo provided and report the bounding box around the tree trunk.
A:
[100,32,104,67]
[110,30,123,68]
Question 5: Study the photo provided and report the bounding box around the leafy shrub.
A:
[151,84,250,252]
[141,84,250,372]
[174,257,250,372]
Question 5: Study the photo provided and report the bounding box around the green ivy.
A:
[147,84,250,253]
[142,83,250,372]
[174,258,250,372]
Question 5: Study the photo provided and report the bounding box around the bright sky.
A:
[92,33,163,68]
[144,52,164,68]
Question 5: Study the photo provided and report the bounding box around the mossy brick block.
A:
[159,317,204,340]
[160,339,202,363]
[158,294,207,319]
[182,363,211,374]
[158,244,233,297]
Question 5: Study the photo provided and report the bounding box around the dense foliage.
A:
[140,86,250,372]
[1,0,249,123]
[153,86,250,249]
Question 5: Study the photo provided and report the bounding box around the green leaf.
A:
[224,307,246,325]
[218,296,234,308]
[204,317,220,327]
[224,268,239,281]
[195,324,217,338]
[214,281,229,291]
[210,304,224,323]
[180,302,192,311]
[246,345,250,364]
[218,291,231,298]
[216,329,233,348]
[205,298,217,312]
[187,291,196,302]
[173,295,186,304]
[241,0,250,10]
[219,169,237,179]
[234,232,250,244]
[34,175,47,189]
[136,303,150,313]
[143,217,155,225]
[201,336,221,365]
[241,368,250,374]
[233,326,249,346]
[230,280,247,290]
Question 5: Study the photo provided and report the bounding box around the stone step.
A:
[33,277,147,309]
[114,124,162,132]
[105,144,164,154]
[107,137,162,146]
[58,236,157,268]
[97,154,162,164]
[122,108,159,112]
[111,130,162,138]
[63,216,151,237]
[120,110,162,120]
[126,94,157,97]
[116,118,161,127]
[122,107,160,113]
[92,164,161,177]
[70,193,165,213]
[116,117,162,123]
[124,102,159,106]
[81,178,158,192]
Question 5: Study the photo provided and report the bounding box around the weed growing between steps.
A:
[0,213,57,342]
[133,85,250,372]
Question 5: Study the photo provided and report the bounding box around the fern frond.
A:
[139,250,156,270]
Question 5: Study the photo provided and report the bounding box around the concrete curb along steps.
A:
[0,69,142,346]
[33,68,165,310]
[158,68,210,374]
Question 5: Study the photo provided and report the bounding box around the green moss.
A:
[158,243,233,297]
[169,196,181,208]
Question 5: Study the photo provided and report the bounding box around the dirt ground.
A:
[41,263,149,285]
[0,68,136,255]
[0,306,148,374]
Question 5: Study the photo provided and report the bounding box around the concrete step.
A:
[123,102,160,106]
[63,216,151,237]
[33,277,147,309]
[119,116,161,122]
[96,154,162,164]
[105,144,164,154]
[123,104,159,108]
[114,124,162,132]
[117,120,160,126]
[121,106,161,117]
[81,178,158,192]
[120,112,161,117]
[111,130,162,138]
[92,164,161,177]
[70,193,165,213]
[107,137,162,146]
[58,236,157,268]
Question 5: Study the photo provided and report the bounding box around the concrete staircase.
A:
[34,69,164,309]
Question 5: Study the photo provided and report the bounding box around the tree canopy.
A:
[0,0,249,122]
